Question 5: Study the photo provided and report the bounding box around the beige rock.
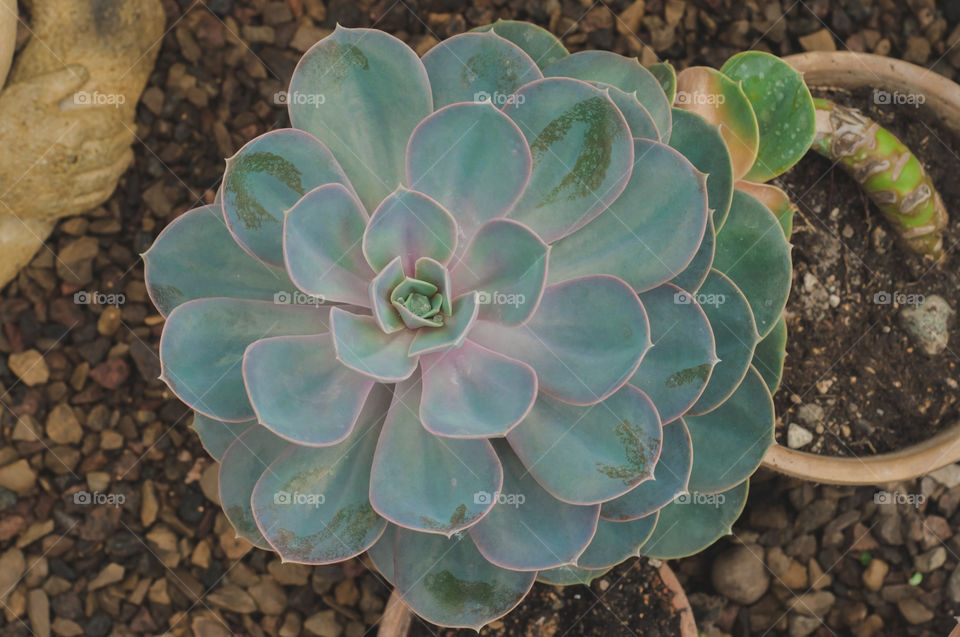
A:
[8,350,49,386]
[0,459,37,493]
[46,404,82,444]
[88,563,124,591]
[799,29,837,52]
[0,548,25,604]
[207,584,257,614]
[0,0,164,289]
[27,589,50,637]
[862,558,888,591]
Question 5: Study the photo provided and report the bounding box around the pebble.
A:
[862,558,888,591]
[97,306,123,336]
[0,548,25,604]
[788,613,820,637]
[787,423,814,449]
[787,591,835,617]
[897,598,934,624]
[88,563,124,591]
[0,459,37,493]
[899,294,954,356]
[914,546,946,572]
[711,544,770,604]
[27,589,50,637]
[250,579,287,615]
[304,610,341,637]
[207,585,257,613]
[799,28,837,51]
[46,404,83,445]
[929,462,960,487]
[8,349,50,386]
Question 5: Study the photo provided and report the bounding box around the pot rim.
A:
[760,51,960,485]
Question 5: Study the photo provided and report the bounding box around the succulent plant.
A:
[144,21,814,629]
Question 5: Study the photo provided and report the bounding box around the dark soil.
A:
[774,85,960,457]
[409,559,684,637]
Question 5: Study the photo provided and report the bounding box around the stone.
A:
[852,614,883,637]
[87,563,123,590]
[711,544,769,605]
[796,403,824,427]
[799,29,837,51]
[46,404,82,445]
[141,480,158,527]
[914,546,946,572]
[797,498,837,533]
[89,358,129,390]
[8,350,49,386]
[96,306,122,336]
[903,36,931,64]
[280,612,302,637]
[27,589,50,637]
[930,462,960,487]
[948,563,960,603]
[207,585,257,613]
[861,558,888,591]
[334,578,359,606]
[304,610,341,637]
[897,598,934,624]
[780,560,808,589]
[787,591,835,617]
[250,579,286,616]
[899,294,954,355]
[190,614,232,637]
[0,459,37,493]
[0,548,25,604]
[268,560,311,586]
[787,423,814,448]
[788,614,820,637]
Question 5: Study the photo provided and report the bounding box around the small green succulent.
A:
[144,21,814,629]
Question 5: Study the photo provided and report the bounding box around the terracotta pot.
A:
[760,51,960,485]
[376,562,697,637]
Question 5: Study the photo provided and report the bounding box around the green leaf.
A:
[752,316,787,393]
[647,61,677,105]
[669,109,733,230]
[191,412,257,461]
[329,308,418,383]
[576,512,658,569]
[362,187,458,274]
[471,20,568,69]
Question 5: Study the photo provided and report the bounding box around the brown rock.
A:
[88,563,124,591]
[8,350,49,386]
[207,584,257,614]
[0,548,25,604]
[897,598,934,624]
[712,544,769,605]
[787,591,835,617]
[334,578,359,606]
[0,459,37,493]
[799,29,836,52]
[96,306,122,336]
[27,589,49,637]
[89,358,129,390]
[903,36,931,65]
[141,479,158,527]
[304,610,341,637]
[862,558,888,591]
[250,579,287,616]
[46,404,82,444]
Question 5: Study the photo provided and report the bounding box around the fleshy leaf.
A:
[469,275,650,405]
[330,308,418,382]
[548,138,708,292]
[406,103,532,242]
[144,205,298,317]
[669,213,715,293]
[647,61,677,105]
[251,384,392,563]
[160,299,329,422]
[668,108,734,229]
[721,51,816,182]
[362,187,457,273]
[639,481,749,559]
[471,21,568,69]
[536,565,610,586]
[753,316,787,393]
[369,257,405,334]
[506,386,662,505]
[469,442,600,571]
[420,341,536,438]
[219,425,291,549]
[601,419,693,521]
[369,375,503,536]
[288,26,432,211]
[283,183,373,307]
[686,367,774,493]
[736,180,795,237]
[243,334,375,446]
[367,523,398,585]
[688,270,758,415]
[605,86,661,141]
[675,66,759,181]
[576,512,658,569]
[392,528,536,630]
[222,129,353,267]
[408,293,480,356]
[451,219,548,326]
[192,412,258,462]
[421,32,542,108]
[629,284,717,423]
[503,78,634,243]
[543,51,671,141]
[713,190,792,337]
[414,257,452,316]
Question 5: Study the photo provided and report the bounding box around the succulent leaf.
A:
[191,412,257,462]
[686,367,774,493]
[369,375,503,536]
[752,317,788,393]
[392,528,536,630]
[543,51,672,141]
[251,384,392,563]
[713,190,792,337]
[471,20,569,69]
[362,187,457,273]
[688,270,759,415]
[469,442,600,571]
[368,257,406,334]
[160,299,329,422]
[548,138,708,292]
[242,334,375,446]
[647,61,677,105]
[408,292,479,356]
[329,308,418,382]
[419,341,537,438]
[669,213,715,293]
[283,183,373,307]
[536,565,611,586]
[222,129,354,267]
[736,180,795,237]
[469,275,651,405]
[502,78,634,243]
[600,419,693,521]
[668,108,734,229]
[639,480,749,559]
[451,219,548,326]
[721,51,816,182]
[421,32,542,108]
[603,86,661,141]
[406,103,532,240]
[143,205,298,317]
[629,284,717,423]
[575,512,658,569]
[288,26,432,211]
[506,386,662,505]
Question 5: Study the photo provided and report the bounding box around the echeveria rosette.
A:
[143,21,813,629]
